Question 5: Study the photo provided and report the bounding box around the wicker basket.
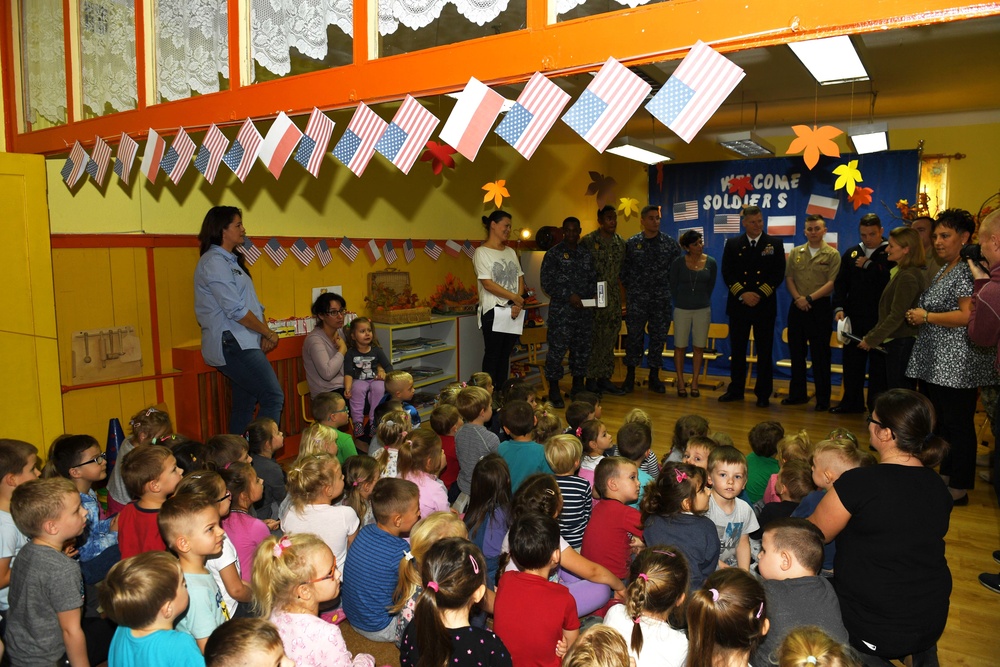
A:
[369,307,433,324]
[367,269,431,323]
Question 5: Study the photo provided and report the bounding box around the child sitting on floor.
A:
[751,461,816,540]
[399,428,450,518]
[282,454,357,576]
[582,457,644,581]
[706,446,759,571]
[454,386,500,511]
[430,404,463,502]
[107,406,173,514]
[762,430,812,505]
[383,370,420,427]
[615,422,655,508]
[578,418,613,488]
[372,409,412,479]
[682,435,717,471]
[204,618,293,667]
[621,408,660,478]
[310,393,359,461]
[545,434,591,551]
[665,414,710,465]
[498,400,552,492]
[118,445,184,559]
[244,417,287,521]
[746,421,785,505]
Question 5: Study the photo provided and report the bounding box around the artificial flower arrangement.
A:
[428,273,477,314]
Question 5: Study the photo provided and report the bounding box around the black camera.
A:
[960,244,986,265]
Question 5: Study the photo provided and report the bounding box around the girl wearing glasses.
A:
[304,292,350,399]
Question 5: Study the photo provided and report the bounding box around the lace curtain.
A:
[555,0,651,18]
[81,0,137,115]
[22,0,67,125]
[251,0,352,76]
[156,0,228,102]
[379,0,510,35]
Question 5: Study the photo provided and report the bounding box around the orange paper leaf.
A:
[849,186,873,211]
[482,180,510,208]
[786,125,843,170]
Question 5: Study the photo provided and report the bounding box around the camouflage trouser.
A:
[624,297,672,369]
[545,304,593,380]
[587,306,621,380]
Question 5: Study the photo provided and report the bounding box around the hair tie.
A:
[353,481,359,487]
[272,536,292,558]
[426,581,439,592]
[637,573,648,582]
[575,426,583,437]
[461,381,467,388]
[385,420,395,427]
[674,469,689,483]
[709,588,719,602]
[145,407,160,416]
[224,462,232,470]
[401,431,409,439]
[756,601,765,619]
[633,616,642,624]
[469,555,480,574]
[404,551,414,561]
[654,550,675,557]
[544,488,555,496]
[923,432,935,445]
[806,658,818,665]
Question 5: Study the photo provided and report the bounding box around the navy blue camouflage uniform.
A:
[621,232,682,370]
[541,240,597,381]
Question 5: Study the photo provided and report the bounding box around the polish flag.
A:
[140,129,166,183]
[258,112,303,179]
[806,194,840,220]
[439,77,506,161]
[767,216,797,236]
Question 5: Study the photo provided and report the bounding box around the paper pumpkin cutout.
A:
[849,186,873,210]
[483,180,510,208]
[420,141,457,175]
[585,171,618,207]
[786,125,843,170]
[728,175,754,198]
[833,160,863,196]
[618,198,640,219]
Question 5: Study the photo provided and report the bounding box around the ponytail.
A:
[250,533,327,617]
[686,569,767,667]
[625,548,688,657]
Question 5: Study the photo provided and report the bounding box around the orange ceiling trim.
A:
[7,0,1000,155]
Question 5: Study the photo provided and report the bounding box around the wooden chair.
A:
[745,329,758,391]
[612,321,628,381]
[691,323,729,390]
[519,326,550,393]
[297,380,315,424]
[829,330,845,401]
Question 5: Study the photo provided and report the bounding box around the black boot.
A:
[599,377,625,396]
[585,378,600,394]
[620,367,635,394]
[569,376,586,399]
[648,368,666,394]
[547,382,565,408]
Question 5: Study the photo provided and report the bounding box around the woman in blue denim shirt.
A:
[195,206,284,433]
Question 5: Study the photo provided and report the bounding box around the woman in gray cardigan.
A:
[668,229,717,397]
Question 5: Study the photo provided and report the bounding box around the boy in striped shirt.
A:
[545,434,592,550]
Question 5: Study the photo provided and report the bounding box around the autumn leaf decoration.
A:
[786,125,843,170]
[849,186,873,211]
[728,175,754,198]
[585,171,618,207]
[482,180,510,208]
[618,197,640,220]
[833,160,863,196]
[420,141,457,175]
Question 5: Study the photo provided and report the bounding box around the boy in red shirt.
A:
[581,456,644,580]
[495,512,579,667]
[117,445,183,559]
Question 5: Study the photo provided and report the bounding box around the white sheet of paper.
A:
[581,299,597,307]
[492,306,525,335]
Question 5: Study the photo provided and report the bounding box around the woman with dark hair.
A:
[302,292,348,398]
[668,229,717,397]
[194,206,283,434]
[904,208,1000,504]
[810,388,952,666]
[474,210,525,387]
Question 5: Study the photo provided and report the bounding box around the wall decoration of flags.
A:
[364,240,382,263]
[86,136,112,186]
[114,133,139,185]
[236,238,262,265]
[444,240,463,257]
[294,108,335,178]
[223,119,264,182]
[290,239,315,266]
[824,232,839,250]
[806,194,840,219]
[162,128,196,185]
[714,213,741,234]
[495,72,571,160]
[678,226,705,240]
[194,124,230,184]
[264,238,288,266]
[768,216,797,236]
[646,41,745,144]
[403,239,416,263]
[61,141,90,188]
[382,240,398,265]
[673,200,699,222]
[140,129,166,183]
[315,239,333,267]
[424,239,442,260]
[333,103,388,177]
[439,77,506,161]
[562,58,651,153]
[375,95,440,174]
[259,112,302,179]
[340,237,359,262]
[462,240,476,259]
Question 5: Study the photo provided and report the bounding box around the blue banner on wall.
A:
[648,149,920,381]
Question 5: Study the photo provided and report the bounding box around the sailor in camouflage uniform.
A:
[620,205,683,393]
[540,217,597,408]
[580,205,627,396]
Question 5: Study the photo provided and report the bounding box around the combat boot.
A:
[548,382,565,408]
[585,378,600,394]
[569,376,586,398]
[648,368,666,394]
[620,367,635,394]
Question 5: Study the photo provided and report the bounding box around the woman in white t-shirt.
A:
[473,210,525,387]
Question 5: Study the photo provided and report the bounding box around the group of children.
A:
[0,369,873,667]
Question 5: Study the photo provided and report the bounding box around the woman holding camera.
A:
[905,209,1000,504]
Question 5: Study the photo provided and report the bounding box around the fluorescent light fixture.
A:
[718,131,775,157]
[606,137,674,165]
[446,91,515,113]
[849,122,889,154]
[788,35,869,85]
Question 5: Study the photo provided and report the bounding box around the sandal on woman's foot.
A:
[690,388,701,398]
[677,388,688,397]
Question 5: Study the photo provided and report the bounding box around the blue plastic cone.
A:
[106,417,126,474]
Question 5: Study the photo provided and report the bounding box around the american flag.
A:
[714,213,741,234]
[340,237,359,262]
[462,240,476,259]
[236,238,261,265]
[561,58,651,153]
[61,141,90,187]
[223,119,264,182]
[383,240,398,265]
[673,201,699,222]
[333,103,388,177]
[86,136,112,186]
[294,108,335,178]
[264,238,288,266]
[495,72,571,160]
[424,240,442,260]
[113,133,139,185]
[194,124,229,184]
[290,239,315,266]
[444,240,463,257]
[646,41,745,143]
[315,240,333,267]
[161,128,196,185]
[374,95,440,174]
[403,239,416,263]
[364,240,382,263]
[678,226,705,241]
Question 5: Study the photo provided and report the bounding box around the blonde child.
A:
[175,472,252,619]
[282,453,358,576]
[454,386,500,510]
[706,446,759,570]
[384,370,420,427]
[621,407,659,477]
[469,371,494,398]
[763,430,812,505]
[578,419,613,488]
[666,414,710,465]
[108,406,173,514]
[712,431,736,449]
[245,417,287,521]
[311,393,359,462]
[429,404,462,500]
[533,406,563,445]
[603,548,689,667]
[391,512,469,645]
[373,409,411,479]
[252,533,375,667]
[545,434,591,550]
[399,538,511,667]
[399,428,450,517]
[343,317,392,438]
[436,382,465,407]
[682,435,717,470]
[204,434,251,470]
[101,551,203,666]
[340,455,380,527]
[221,461,272,579]
[298,422,341,461]
[0,439,39,617]
[746,421,785,505]
[686,569,769,667]
[777,627,860,667]
[641,462,717,591]
[563,626,631,667]
[118,445,184,559]
[204,618,293,667]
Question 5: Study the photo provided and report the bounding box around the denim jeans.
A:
[217,331,284,434]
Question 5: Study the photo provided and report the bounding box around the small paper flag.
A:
[403,239,416,263]
[290,239,315,266]
[424,240,442,260]
[444,240,463,257]
[264,238,288,266]
[236,238,261,265]
[383,240,398,265]
[364,240,382,263]
[340,237,359,262]
[86,136,112,186]
[315,240,333,267]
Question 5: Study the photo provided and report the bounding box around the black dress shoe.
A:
[599,379,626,396]
[756,398,770,408]
[952,493,969,507]
[829,404,865,414]
[781,397,809,406]
[718,392,744,403]
[815,403,830,412]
